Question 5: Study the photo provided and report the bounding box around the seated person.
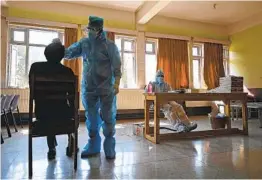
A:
[29,42,76,160]
[145,70,197,133]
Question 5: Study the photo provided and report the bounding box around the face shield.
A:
[84,26,102,40]
[155,70,165,84]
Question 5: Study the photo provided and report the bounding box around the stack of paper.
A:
[208,76,243,93]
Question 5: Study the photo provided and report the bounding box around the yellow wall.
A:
[146,16,229,41]
[8,7,135,30]
[230,24,262,88]
[7,1,229,40]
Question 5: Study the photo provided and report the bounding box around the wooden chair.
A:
[10,95,23,128]
[4,94,18,132]
[1,95,12,137]
[28,74,79,178]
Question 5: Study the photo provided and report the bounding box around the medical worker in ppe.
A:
[53,16,121,159]
[145,70,197,133]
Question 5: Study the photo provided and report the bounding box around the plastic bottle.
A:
[148,83,153,93]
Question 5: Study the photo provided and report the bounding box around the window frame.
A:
[192,43,204,89]
[145,39,157,55]
[7,25,64,88]
[223,45,230,76]
[145,38,158,85]
[115,34,137,89]
[192,58,201,89]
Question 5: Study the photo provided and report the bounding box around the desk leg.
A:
[154,100,160,144]
[248,108,251,119]
[242,101,248,135]
[144,100,150,135]
[236,108,239,121]
[225,100,231,129]
[230,107,234,121]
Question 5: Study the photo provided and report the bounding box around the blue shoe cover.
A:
[81,136,101,158]
[103,137,116,159]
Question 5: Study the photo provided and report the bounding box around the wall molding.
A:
[12,107,212,124]
[145,32,191,41]
[7,17,78,29]
[193,37,231,45]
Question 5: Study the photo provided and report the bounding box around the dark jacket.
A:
[29,62,75,121]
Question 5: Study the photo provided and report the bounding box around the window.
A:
[145,39,158,85]
[223,46,229,76]
[7,25,64,88]
[192,43,204,89]
[115,35,137,88]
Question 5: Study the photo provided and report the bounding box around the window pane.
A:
[28,46,46,72]
[223,60,228,76]
[29,29,59,45]
[146,43,153,53]
[193,59,200,89]
[193,47,201,56]
[120,53,136,88]
[124,41,132,51]
[8,45,27,88]
[115,38,121,51]
[223,48,229,58]
[145,54,157,85]
[14,31,25,42]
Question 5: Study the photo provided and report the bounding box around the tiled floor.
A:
[1,116,262,179]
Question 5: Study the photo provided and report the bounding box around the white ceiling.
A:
[66,1,144,12]
[57,1,262,25]
[158,1,262,25]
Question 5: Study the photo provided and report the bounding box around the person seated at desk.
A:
[29,42,76,160]
[145,70,197,133]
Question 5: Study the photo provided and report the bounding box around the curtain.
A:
[203,43,225,89]
[63,28,81,90]
[107,31,115,42]
[157,38,189,89]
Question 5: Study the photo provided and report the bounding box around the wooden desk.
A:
[144,92,248,144]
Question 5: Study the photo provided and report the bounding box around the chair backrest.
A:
[3,95,15,111]
[10,95,20,110]
[1,95,6,113]
[29,73,79,123]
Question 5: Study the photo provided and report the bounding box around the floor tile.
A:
[1,117,262,179]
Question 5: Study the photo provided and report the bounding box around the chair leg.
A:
[248,108,251,119]
[29,133,33,178]
[74,131,78,171]
[17,107,23,128]
[10,111,18,132]
[3,113,12,137]
[1,134,4,144]
[66,134,73,157]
